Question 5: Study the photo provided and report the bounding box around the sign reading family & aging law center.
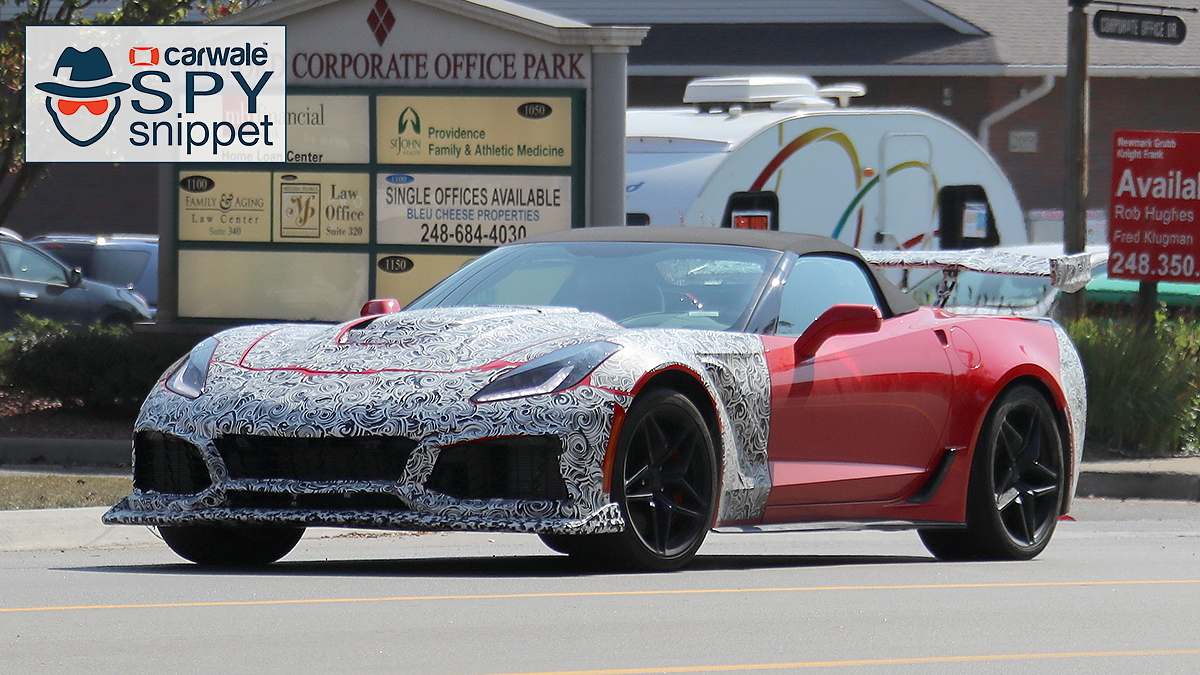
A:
[178,171,272,242]
[1108,130,1200,283]
[376,95,572,166]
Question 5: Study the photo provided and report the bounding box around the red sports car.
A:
[106,227,1085,570]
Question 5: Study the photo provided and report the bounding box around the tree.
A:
[0,0,246,226]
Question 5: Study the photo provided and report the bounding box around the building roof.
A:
[519,0,1200,76]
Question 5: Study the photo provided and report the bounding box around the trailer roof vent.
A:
[684,76,866,113]
[685,76,820,110]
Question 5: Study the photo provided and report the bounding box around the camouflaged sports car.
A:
[105,227,1086,570]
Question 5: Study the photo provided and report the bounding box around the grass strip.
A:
[0,473,131,510]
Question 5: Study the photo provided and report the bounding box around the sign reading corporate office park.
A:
[26,26,287,162]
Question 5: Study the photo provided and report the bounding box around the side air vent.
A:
[134,431,212,495]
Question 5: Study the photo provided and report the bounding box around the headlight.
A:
[471,342,621,404]
[164,337,219,399]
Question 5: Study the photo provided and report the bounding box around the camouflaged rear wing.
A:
[862,248,1094,308]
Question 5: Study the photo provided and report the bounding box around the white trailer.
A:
[625,76,1027,251]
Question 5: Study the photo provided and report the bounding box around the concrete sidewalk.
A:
[1,438,1199,553]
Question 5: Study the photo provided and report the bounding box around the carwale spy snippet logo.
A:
[26,25,286,163]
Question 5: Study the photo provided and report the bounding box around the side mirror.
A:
[794,304,882,361]
[67,267,83,287]
[360,298,402,316]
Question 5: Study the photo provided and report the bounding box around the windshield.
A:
[409,241,783,331]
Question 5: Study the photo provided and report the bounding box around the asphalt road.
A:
[4,498,1200,675]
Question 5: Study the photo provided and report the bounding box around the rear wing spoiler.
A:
[862,249,1094,308]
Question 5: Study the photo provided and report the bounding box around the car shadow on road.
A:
[63,552,934,578]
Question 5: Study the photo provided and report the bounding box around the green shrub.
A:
[1068,316,1200,457]
[0,316,199,414]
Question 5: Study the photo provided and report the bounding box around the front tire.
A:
[921,384,1065,561]
[159,525,305,566]
[604,388,719,570]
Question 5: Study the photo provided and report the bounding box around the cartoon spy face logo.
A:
[34,47,130,147]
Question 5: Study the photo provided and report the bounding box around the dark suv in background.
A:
[0,232,153,328]
[29,234,158,312]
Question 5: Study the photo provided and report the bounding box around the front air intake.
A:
[214,435,417,482]
[426,436,567,501]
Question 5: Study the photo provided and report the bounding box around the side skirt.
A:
[714,520,965,534]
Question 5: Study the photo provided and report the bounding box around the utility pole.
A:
[1062,0,1091,321]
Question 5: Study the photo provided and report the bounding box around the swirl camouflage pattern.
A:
[105,227,1086,570]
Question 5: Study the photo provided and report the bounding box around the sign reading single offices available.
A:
[26,25,286,162]
[1108,130,1200,283]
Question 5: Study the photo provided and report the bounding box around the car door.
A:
[0,241,92,325]
[762,254,956,510]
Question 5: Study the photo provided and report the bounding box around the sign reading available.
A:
[1108,130,1200,283]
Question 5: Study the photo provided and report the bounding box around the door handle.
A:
[18,291,37,300]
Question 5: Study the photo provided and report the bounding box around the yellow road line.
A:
[475,650,1200,675]
[2,578,1198,614]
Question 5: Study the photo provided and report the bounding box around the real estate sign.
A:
[1108,130,1200,283]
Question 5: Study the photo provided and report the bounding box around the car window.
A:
[0,242,67,285]
[775,255,880,336]
[91,249,151,288]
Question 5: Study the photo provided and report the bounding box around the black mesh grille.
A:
[134,431,212,495]
[224,490,407,510]
[426,436,567,501]
[213,435,416,482]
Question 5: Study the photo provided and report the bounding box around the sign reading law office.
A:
[377,95,572,166]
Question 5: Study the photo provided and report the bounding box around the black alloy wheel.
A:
[159,524,305,566]
[608,388,719,570]
[920,384,1065,561]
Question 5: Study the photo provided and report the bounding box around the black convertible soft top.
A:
[520,226,920,317]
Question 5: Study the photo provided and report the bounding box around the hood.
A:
[231,306,622,374]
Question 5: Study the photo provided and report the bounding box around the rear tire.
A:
[159,525,305,566]
[920,385,1065,561]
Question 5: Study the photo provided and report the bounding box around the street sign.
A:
[1094,10,1186,45]
[1108,130,1200,284]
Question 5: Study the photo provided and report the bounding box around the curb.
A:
[1077,470,1200,502]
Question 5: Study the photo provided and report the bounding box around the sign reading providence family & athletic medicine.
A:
[1108,130,1200,283]
[1094,9,1187,45]
[376,95,572,166]
[26,26,286,162]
